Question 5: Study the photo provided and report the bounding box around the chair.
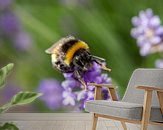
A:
[85,68,163,130]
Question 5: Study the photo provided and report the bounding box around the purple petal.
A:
[87,85,95,91]
[94,76,102,83]
[84,70,101,82]
[131,27,144,38]
[63,97,76,106]
[150,36,161,44]
[101,74,112,83]
[155,26,163,35]
[132,16,141,27]
[137,36,146,46]
[145,8,153,18]
[62,91,76,106]
[63,73,74,79]
[77,90,87,101]
[148,16,161,28]
[92,62,101,70]
[61,79,79,89]
[87,91,94,100]
[140,43,151,56]
[139,10,146,19]
[139,11,149,27]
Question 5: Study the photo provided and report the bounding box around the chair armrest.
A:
[88,83,118,101]
[157,91,163,115]
[136,86,163,92]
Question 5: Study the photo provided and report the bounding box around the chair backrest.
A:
[122,68,163,107]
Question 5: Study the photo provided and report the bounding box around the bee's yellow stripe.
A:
[64,41,89,65]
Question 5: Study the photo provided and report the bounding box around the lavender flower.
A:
[0,12,20,36]
[0,0,32,51]
[0,0,12,10]
[38,79,63,110]
[13,31,32,51]
[0,83,21,105]
[131,9,163,56]
[61,62,112,110]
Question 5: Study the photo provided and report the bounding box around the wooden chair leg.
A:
[141,90,152,130]
[157,91,163,114]
[121,121,127,130]
[92,113,98,130]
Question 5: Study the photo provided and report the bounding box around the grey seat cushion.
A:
[85,100,163,122]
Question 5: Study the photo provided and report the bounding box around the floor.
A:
[0,113,140,130]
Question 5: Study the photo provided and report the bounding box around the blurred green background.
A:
[1,0,163,112]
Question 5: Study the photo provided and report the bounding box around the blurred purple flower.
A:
[38,79,63,110]
[0,0,12,10]
[0,12,20,36]
[0,83,21,105]
[155,59,163,68]
[61,62,112,110]
[131,9,163,56]
[13,31,32,51]
[0,0,32,51]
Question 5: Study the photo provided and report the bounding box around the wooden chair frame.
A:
[88,83,163,130]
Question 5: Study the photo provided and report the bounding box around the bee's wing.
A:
[45,42,60,54]
[45,36,76,54]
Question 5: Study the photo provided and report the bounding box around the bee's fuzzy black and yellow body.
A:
[46,36,110,88]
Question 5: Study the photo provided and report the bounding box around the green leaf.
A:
[0,123,19,130]
[11,92,42,105]
[0,63,14,89]
[0,103,12,114]
[0,92,42,114]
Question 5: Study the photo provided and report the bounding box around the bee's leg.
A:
[91,55,105,62]
[74,70,87,90]
[91,55,111,72]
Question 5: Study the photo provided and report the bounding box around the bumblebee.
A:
[45,36,111,89]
